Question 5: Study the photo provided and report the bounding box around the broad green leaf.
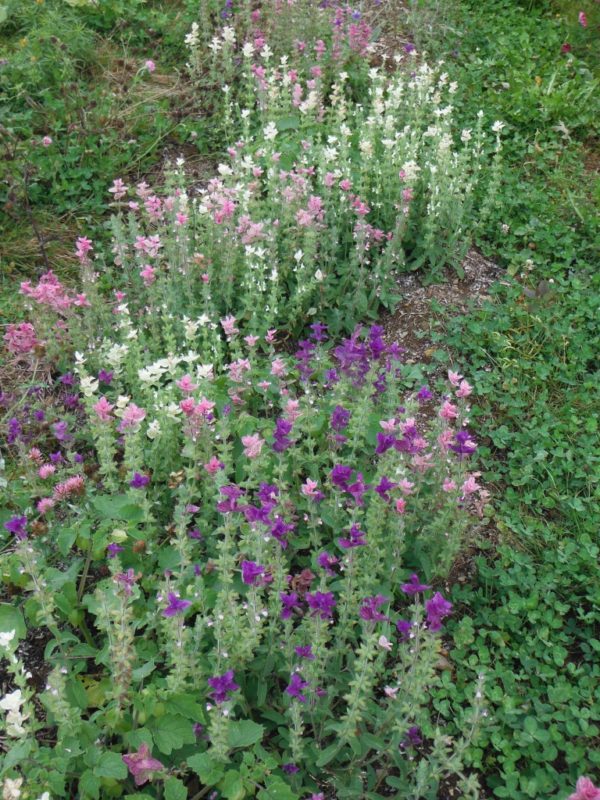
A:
[94,751,127,780]
[258,778,299,800]
[78,770,100,800]
[164,777,187,800]
[91,494,144,522]
[152,714,195,755]
[187,752,225,784]
[227,720,264,749]
[0,604,26,642]
[220,770,246,800]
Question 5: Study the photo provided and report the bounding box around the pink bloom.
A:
[578,11,587,26]
[439,401,459,420]
[395,498,406,514]
[118,403,146,431]
[301,478,319,497]
[28,448,43,463]
[456,379,473,398]
[204,456,225,475]
[73,293,91,307]
[284,399,301,422]
[379,418,396,433]
[4,323,38,354]
[462,475,481,495]
[271,358,287,377]
[398,479,415,495]
[194,397,216,417]
[75,237,93,263]
[145,59,156,72]
[42,136,53,147]
[180,397,196,416]
[38,464,56,479]
[438,429,455,450]
[442,478,457,492]
[175,212,188,226]
[265,329,277,343]
[140,265,156,286]
[53,475,85,499]
[176,374,198,394]
[568,777,600,800]
[339,178,352,191]
[448,370,462,386]
[93,397,114,422]
[257,380,271,390]
[108,178,128,200]
[242,433,264,459]
[37,498,55,514]
[122,743,164,786]
[244,335,259,347]
[221,315,239,337]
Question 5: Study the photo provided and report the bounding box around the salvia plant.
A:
[2,303,489,798]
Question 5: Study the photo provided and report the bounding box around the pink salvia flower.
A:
[578,11,587,27]
[395,498,406,514]
[140,265,156,286]
[38,465,56,479]
[144,59,156,72]
[122,743,164,786]
[448,370,463,386]
[221,316,239,337]
[440,401,459,420]
[75,237,93,263]
[118,403,146,431]
[37,498,55,514]
[462,475,481,495]
[242,434,264,459]
[108,179,128,200]
[93,397,114,422]
[204,456,225,475]
[568,777,600,800]
[271,358,287,377]
[42,136,53,147]
[301,478,319,497]
[4,323,38,354]
[176,375,198,394]
[265,329,277,343]
[244,335,259,347]
[442,478,457,492]
[456,379,473,398]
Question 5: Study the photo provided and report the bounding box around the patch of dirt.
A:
[382,248,506,366]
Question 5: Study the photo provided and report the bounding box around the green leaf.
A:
[79,770,100,800]
[164,777,187,800]
[227,720,264,749]
[0,604,26,642]
[91,494,144,522]
[152,715,196,755]
[0,6,8,25]
[315,742,342,767]
[94,751,127,780]
[258,778,299,800]
[187,752,225,785]
[219,770,246,800]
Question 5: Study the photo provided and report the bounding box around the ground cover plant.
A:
[1,0,600,798]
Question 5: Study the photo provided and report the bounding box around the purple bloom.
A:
[309,321,328,342]
[162,592,191,618]
[130,472,150,489]
[73,452,84,463]
[122,743,164,786]
[295,339,316,382]
[107,543,124,558]
[188,528,202,540]
[59,372,75,386]
[338,523,366,549]
[425,592,452,631]
[98,369,113,384]
[306,591,336,620]
[330,405,351,432]
[49,451,63,463]
[347,472,370,506]
[375,433,395,454]
[4,515,27,540]
[115,568,138,596]
[208,670,239,703]
[7,418,22,444]
[359,594,389,622]
[417,385,433,402]
[273,418,293,452]
[217,484,245,513]
[193,722,204,737]
[286,673,310,703]
[280,592,302,620]
[396,619,411,641]
[34,410,45,422]
[294,645,315,660]
[241,560,265,586]
[317,551,339,576]
[402,726,422,748]
[258,482,279,509]
[404,42,416,53]
[282,763,300,775]
[400,574,431,595]
[375,476,396,502]
[331,464,352,490]
[449,429,477,457]
[270,516,295,549]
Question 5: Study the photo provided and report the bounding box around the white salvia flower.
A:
[401,160,420,180]
[221,26,235,45]
[208,37,221,54]
[37,794,51,800]
[242,42,255,58]
[0,630,15,649]
[183,318,199,340]
[2,777,23,800]
[217,163,233,176]
[449,81,458,94]
[241,109,251,119]
[0,690,24,712]
[147,420,161,440]
[378,635,393,651]
[184,22,200,48]
[260,44,273,60]
[115,395,130,409]
[165,403,182,420]
[315,269,325,282]
[492,120,505,133]
[263,122,278,141]
[359,140,373,156]
[197,314,211,326]
[340,123,351,138]
[461,129,472,142]
[74,351,86,365]
[196,364,214,380]
[294,250,304,262]
[79,376,99,397]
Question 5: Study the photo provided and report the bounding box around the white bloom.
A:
[217,163,233,176]
[260,44,273,60]
[378,635,393,651]
[184,22,200,48]
[460,128,472,142]
[79,376,99,398]
[208,37,221,54]
[492,120,505,133]
[2,777,23,800]
[242,42,254,59]
[147,420,161,440]
[0,630,16,649]
[221,26,235,45]
[314,269,325,282]
[0,690,23,712]
[263,122,278,141]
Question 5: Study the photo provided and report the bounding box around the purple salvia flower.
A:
[286,673,310,703]
[98,369,113,384]
[317,551,339,576]
[330,405,351,432]
[107,543,124,558]
[330,464,352,490]
[338,523,366,549]
[309,321,328,342]
[280,592,302,620]
[241,560,265,586]
[208,670,239,703]
[417,385,433,401]
[359,594,389,622]
[162,592,191,617]
[396,619,411,641]
[400,574,431,595]
[130,472,150,489]
[425,592,452,631]
[375,476,396,502]
[4,515,27,540]
[294,645,315,660]
[282,763,300,774]
[306,591,336,620]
